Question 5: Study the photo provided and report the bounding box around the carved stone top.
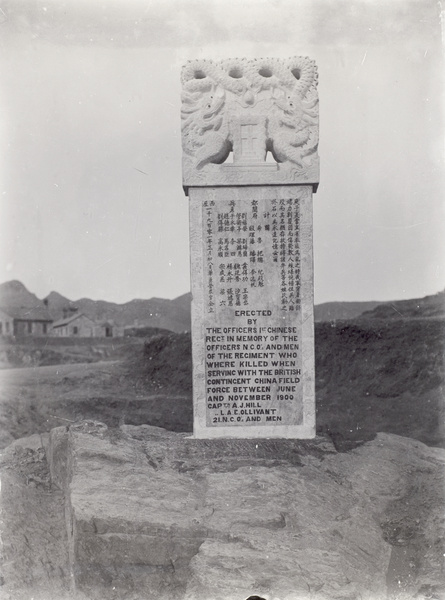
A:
[181,57,319,193]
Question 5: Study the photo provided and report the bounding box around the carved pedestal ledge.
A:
[182,57,319,439]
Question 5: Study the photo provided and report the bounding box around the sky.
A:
[0,0,444,304]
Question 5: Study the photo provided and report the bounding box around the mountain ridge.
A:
[1,280,443,333]
[0,281,192,333]
[0,280,44,309]
[360,290,445,320]
[313,300,382,322]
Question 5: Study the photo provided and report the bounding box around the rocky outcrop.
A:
[40,423,444,600]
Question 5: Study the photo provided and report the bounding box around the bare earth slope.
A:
[315,318,445,448]
[0,303,443,599]
[0,317,443,451]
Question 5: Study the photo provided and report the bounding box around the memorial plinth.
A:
[181,57,319,438]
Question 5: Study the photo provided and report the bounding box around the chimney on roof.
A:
[62,306,78,319]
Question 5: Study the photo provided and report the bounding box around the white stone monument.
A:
[181,57,319,438]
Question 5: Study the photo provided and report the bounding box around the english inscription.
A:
[202,197,303,427]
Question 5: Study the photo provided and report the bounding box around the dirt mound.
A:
[316,318,444,397]
[131,318,444,400]
[316,318,445,448]
[123,325,173,338]
[123,320,444,448]
[127,332,193,393]
[1,318,442,450]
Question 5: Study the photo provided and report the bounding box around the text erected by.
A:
[202,196,303,427]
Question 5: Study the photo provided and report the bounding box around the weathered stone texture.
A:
[39,422,445,600]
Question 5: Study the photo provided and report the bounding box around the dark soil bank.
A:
[315,318,444,448]
[0,318,443,449]
[138,319,445,448]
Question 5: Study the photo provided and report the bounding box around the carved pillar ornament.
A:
[181,57,319,193]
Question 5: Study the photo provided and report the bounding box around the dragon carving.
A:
[267,89,319,168]
[181,85,231,170]
[181,57,319,174]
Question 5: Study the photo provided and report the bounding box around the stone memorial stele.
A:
[181,57,319,438]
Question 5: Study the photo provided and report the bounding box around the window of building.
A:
[28,322,33,333]
[73,326,78,335]
[6,322,10,333]
[43,323,47,334]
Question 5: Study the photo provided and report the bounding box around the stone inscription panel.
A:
[202,195,303,428]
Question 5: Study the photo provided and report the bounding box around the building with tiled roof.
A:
[0,306,53,337]
[51,312,96,337]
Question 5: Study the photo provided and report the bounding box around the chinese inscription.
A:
[202,196,303,427]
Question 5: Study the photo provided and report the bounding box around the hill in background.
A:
[314,300,382,321]
[38,287,445,328]
[0,280,443,449]
[314,290,445,322]
[44,290,192,333]
[1,280,444,334]
[0,280,45,310]
[0,281,192,333]
[361,290,445,320]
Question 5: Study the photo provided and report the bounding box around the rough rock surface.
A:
[2,423,444,600]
